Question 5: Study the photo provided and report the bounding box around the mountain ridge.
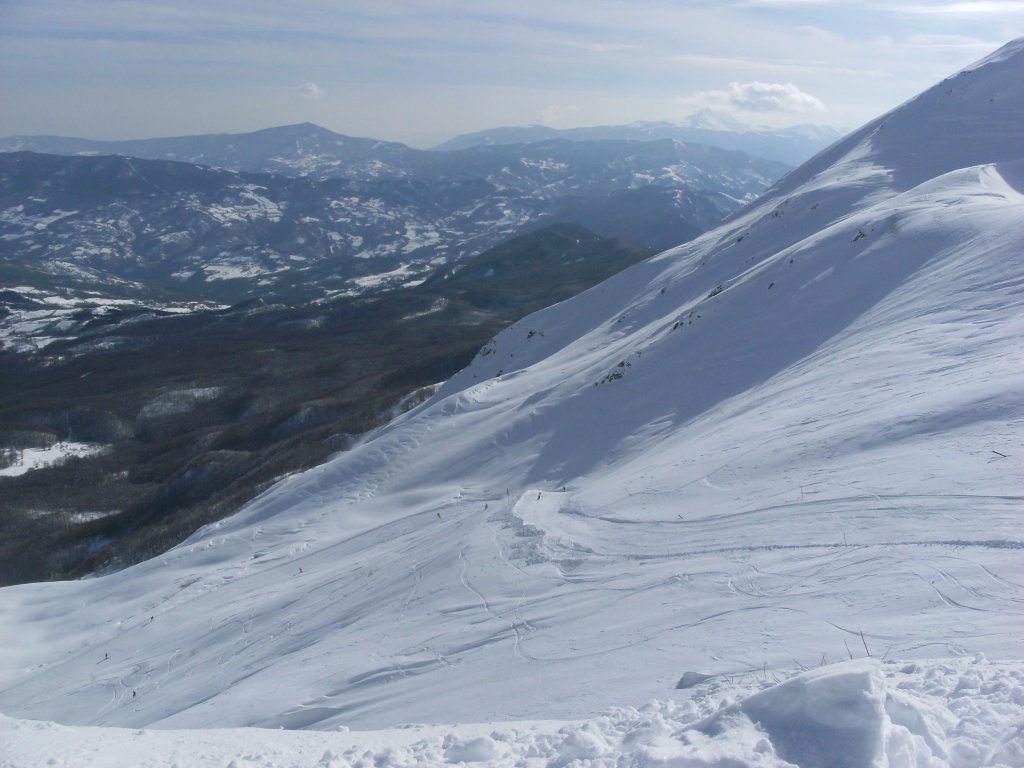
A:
[433,114,844,164]
[0,122,807,181]
[0,116,837,177]
[0,123,419,181]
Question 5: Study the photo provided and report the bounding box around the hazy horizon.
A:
[0,111,847,150]
[2,2,1022,148]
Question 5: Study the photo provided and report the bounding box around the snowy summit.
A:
[3,40,1024,768]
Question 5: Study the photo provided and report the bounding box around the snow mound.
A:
[3,658,1021,767]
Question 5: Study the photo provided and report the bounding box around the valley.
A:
[0,224,650,584]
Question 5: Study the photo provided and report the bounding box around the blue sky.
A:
[1,1,1022,146]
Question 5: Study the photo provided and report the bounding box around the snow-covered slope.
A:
[1,40,1023,765]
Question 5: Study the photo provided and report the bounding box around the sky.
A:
[1,1,1022,148]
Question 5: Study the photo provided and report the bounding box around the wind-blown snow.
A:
[1,39,1023,767]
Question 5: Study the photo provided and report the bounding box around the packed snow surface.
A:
[3,658,1022,767]
[2,39,1024,767]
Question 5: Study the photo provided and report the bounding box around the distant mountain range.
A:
[0,123,420,182]
[1,114,838,176]
[0,138,784,296]
[0,121,814,338]
[0,132,789,352]
[434,110,844,165]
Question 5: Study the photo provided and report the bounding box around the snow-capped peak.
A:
[768,37,1024,204]
[678,108,755,132]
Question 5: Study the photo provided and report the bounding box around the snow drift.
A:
[1,39,1023,767]
[3,657,1022,767]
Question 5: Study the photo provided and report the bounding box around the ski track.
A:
[458,547,492,616]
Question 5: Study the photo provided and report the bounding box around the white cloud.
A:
[724,81,827,112]
[670,80,828,127]
[299,82,325,100]
[539,104,581,126]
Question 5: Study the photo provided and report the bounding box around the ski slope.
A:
[1,40,1023,768]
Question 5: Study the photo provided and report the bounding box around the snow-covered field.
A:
[0,442,104,478]
[1,41,1023,768]
[0,288,224,353]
